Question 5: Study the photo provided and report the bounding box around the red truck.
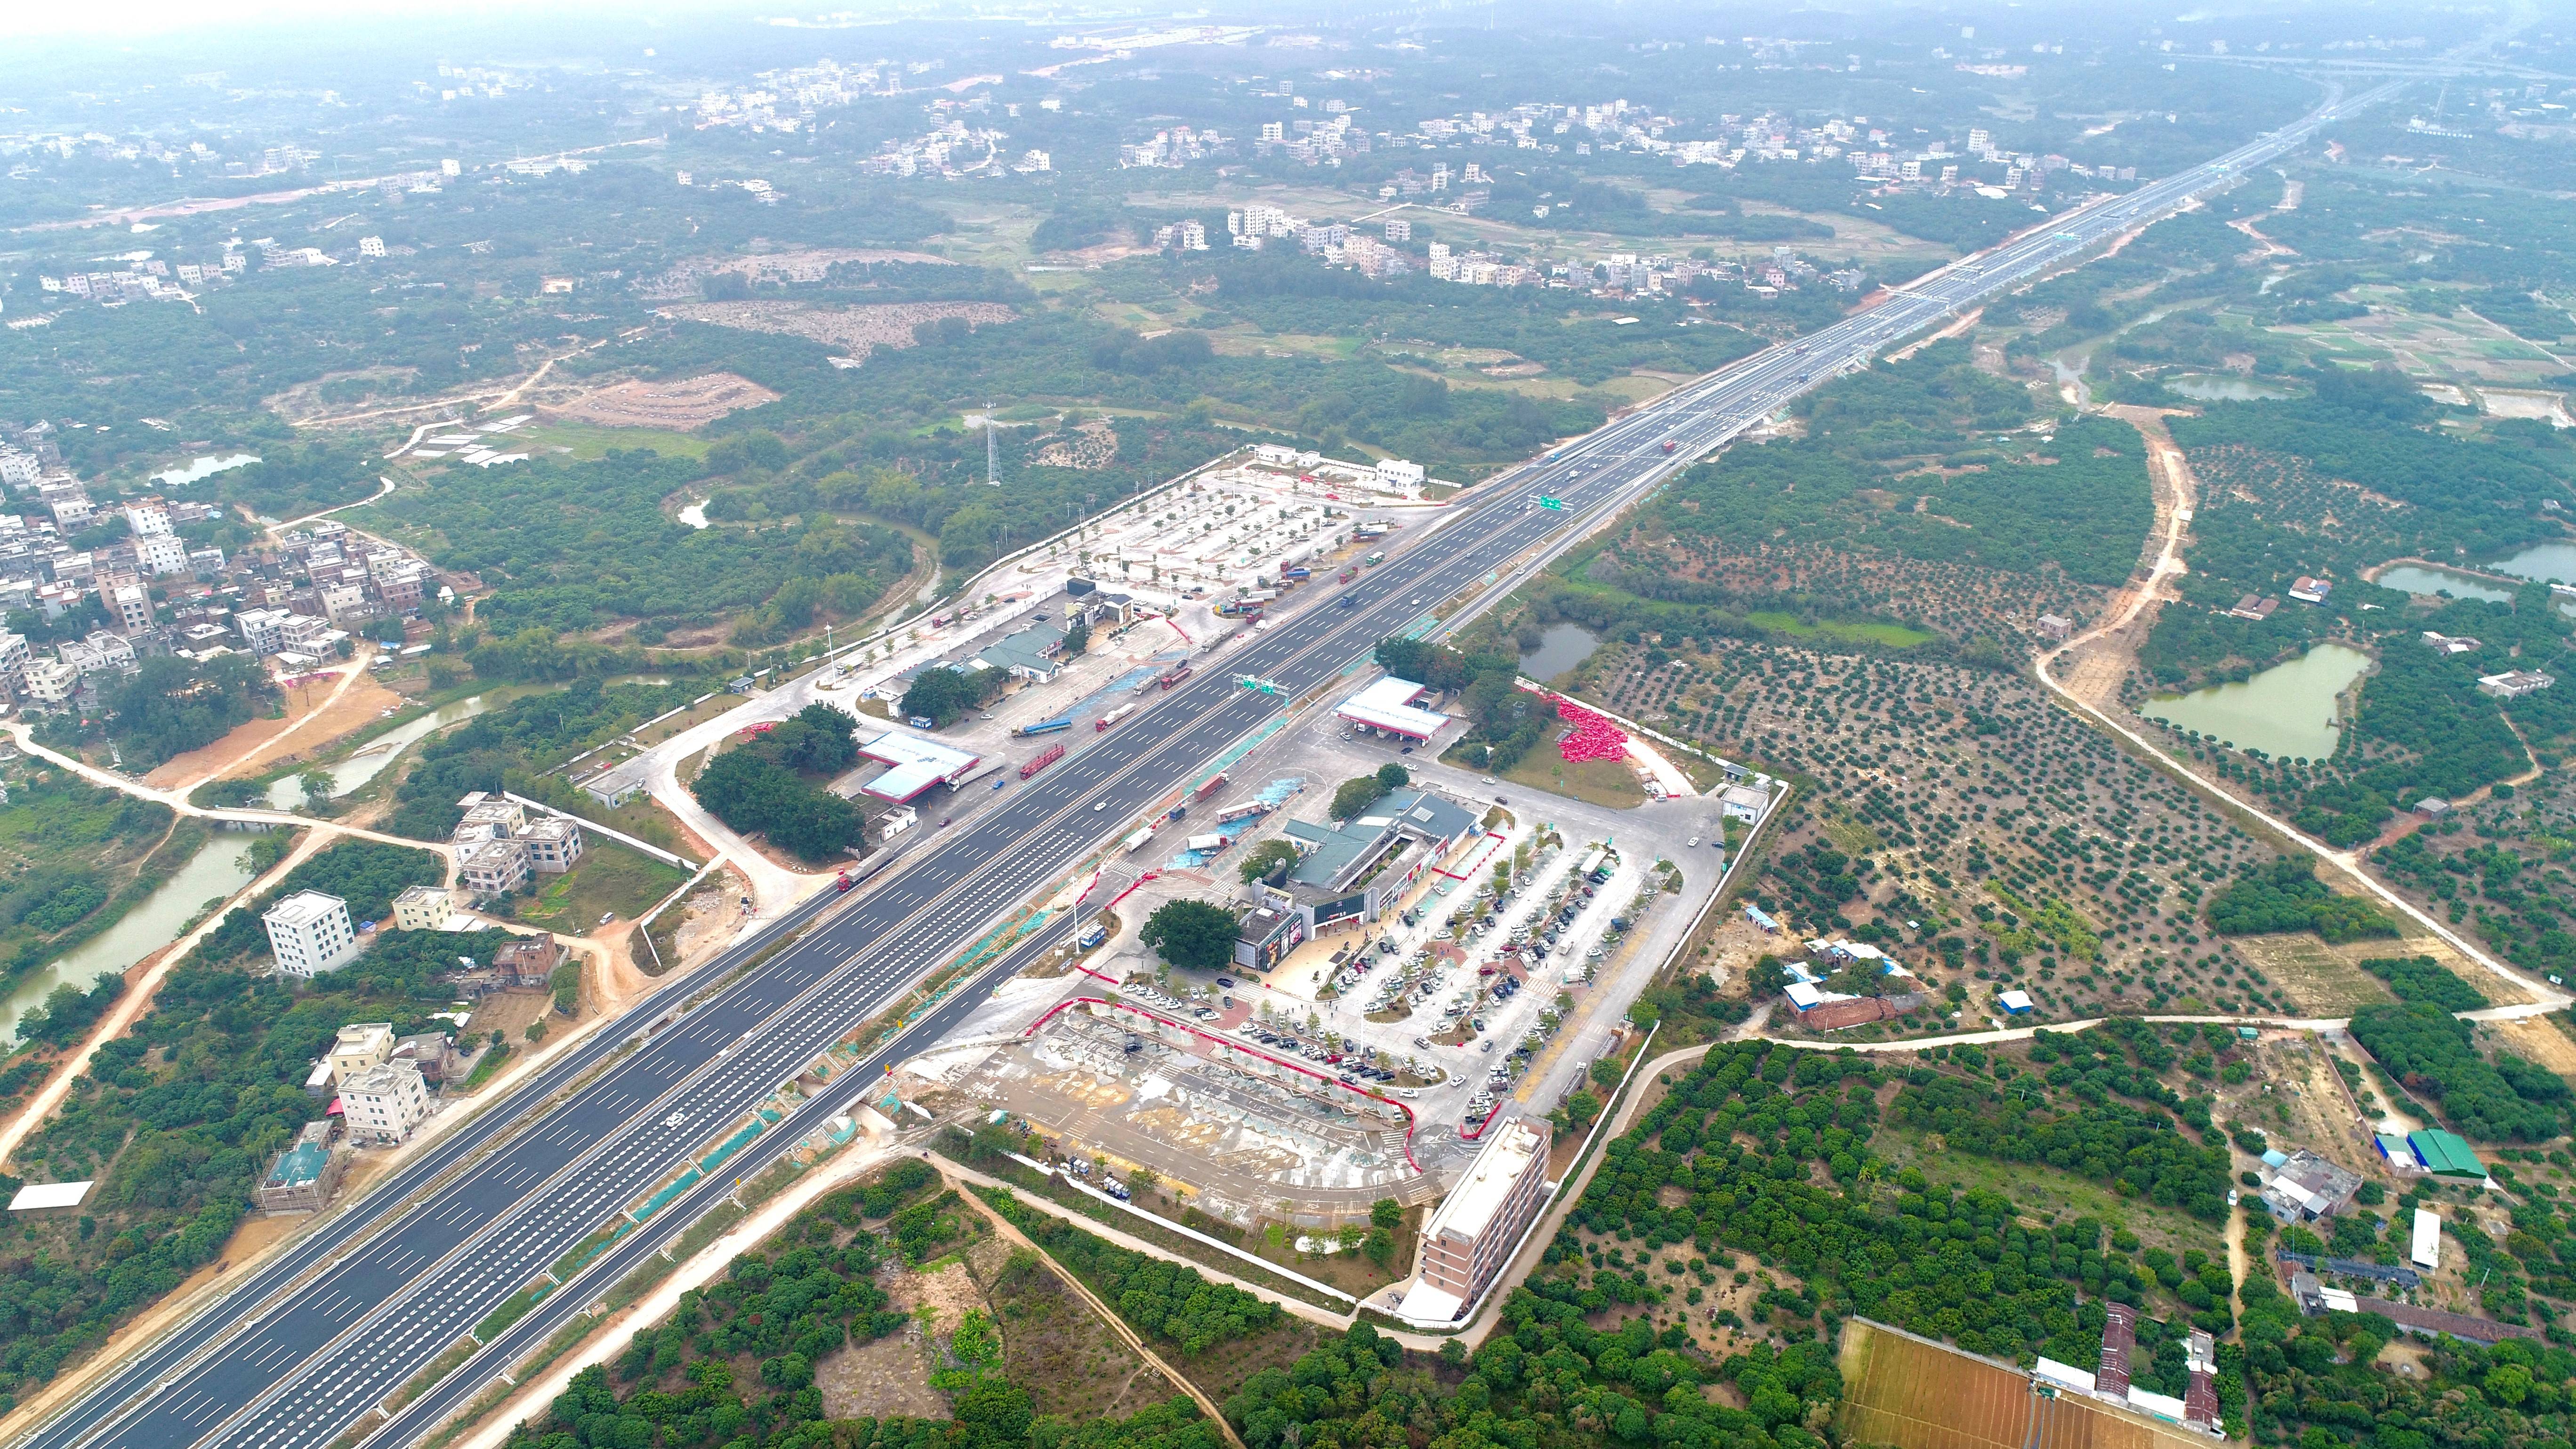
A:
[1020,743,1066,779]
[1661,439,1678,454]
[834,871,855,893]
[1159,662,1192,689]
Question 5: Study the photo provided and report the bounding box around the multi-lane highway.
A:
[20,79,2400,1449]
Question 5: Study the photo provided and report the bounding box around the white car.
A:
[1686,837,1699,848]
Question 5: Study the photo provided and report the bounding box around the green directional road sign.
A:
[1538,496,1566,510]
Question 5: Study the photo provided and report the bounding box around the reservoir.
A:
[267,694,491,808]
[0,837,257,1047]
[1519,624,1599,684]
[2140,643,2371,762]
[2375,564,2515,603]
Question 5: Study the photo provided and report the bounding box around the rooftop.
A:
[1334,676,1449,740]
[1281,787,1479,893]
[856,731,982,803]
[1425,1114,1546,1247]
[264,889,347,928]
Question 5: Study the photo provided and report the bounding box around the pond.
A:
[149,452,260,488]
[2487,543,2576,587]
[0,836,257,1047]
[2168,375,2293,402]
[265,694,491,808]
[2139,643,2372,762]
[1519,624,1598,683]
[2374,564,2516,604]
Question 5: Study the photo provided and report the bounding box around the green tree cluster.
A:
[2348,1002,2568,1141]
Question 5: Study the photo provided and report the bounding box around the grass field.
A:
[515,420,712,461]
[1502,748,1645,810]
[513,840,689,936]
[1745,612,1939,648]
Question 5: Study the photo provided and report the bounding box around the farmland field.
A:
[1838,1321,2215,1449]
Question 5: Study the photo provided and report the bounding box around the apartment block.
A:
[264,890,362,976]
[1399,1113,1551,1323]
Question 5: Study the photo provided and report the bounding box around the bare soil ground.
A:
[145,668,404,789]
[2229,935,2399,1016]
[654,300,1018,362]
[816,1330,948,1421]
[546,373,779,432]
[2481,1016,2576,1077]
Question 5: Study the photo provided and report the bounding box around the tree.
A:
[901,666,983,727]
[1238,839,1299,885]
[1139,899,1238,973]
[300,769,335,808]
[1369,1198,1401,1231]
[1375,762,1410,790]
[1063,614,1091,656]
[1328,776,1386,821]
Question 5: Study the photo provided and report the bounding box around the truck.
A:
[834,870,856,893]
[1338,568,1355,583]
[1158,662,1192,689]
[1014,716,1074,737]
[1194,773,1229,801]
[1078,925,1108,950]
[1661,439,1677,455]
[907,716,936,730]
[1019,743,1066,779]
[1215,802,1268,825]
[1097,702,1138,732]
[930,612,954,629]
[1364,551,1385,567]
[1185,833,1228,853]
[1282,565,1312,580]
[1241,588,1278,604]
[1121,826,1156,853]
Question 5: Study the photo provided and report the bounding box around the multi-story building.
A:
[58,630,136,679]
[389,884,455,931]
[340,1060,431,1143]
[235,606,291,656]
[263,889,362,976]
[459,838,533,898]
[106,583,153,635]
[256,1121,346,1214]
[327,1022,397,1084]
[19,656,75,710]
[1399,1112,1552,1323]
[0,630,27,697]
[135,531,188,577]
[521,817,585,874]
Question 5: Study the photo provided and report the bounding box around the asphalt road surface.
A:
[20,79,2398,1449]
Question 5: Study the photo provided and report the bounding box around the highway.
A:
[18,79,2399,1449]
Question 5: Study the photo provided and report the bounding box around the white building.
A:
[106,584,153,635]
[521,817,584,874]
[135,532,188,578]
[459,838,532,898]
[20,657,77,710]
[235,606,292,656]
[121,503,171,537]
[263,890,362,976]
[340,1060,430,1143]
[1399,1113,1552,1324]
[358,236,386,258]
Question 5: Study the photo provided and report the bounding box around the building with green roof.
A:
[2407,1128,2488,1181]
